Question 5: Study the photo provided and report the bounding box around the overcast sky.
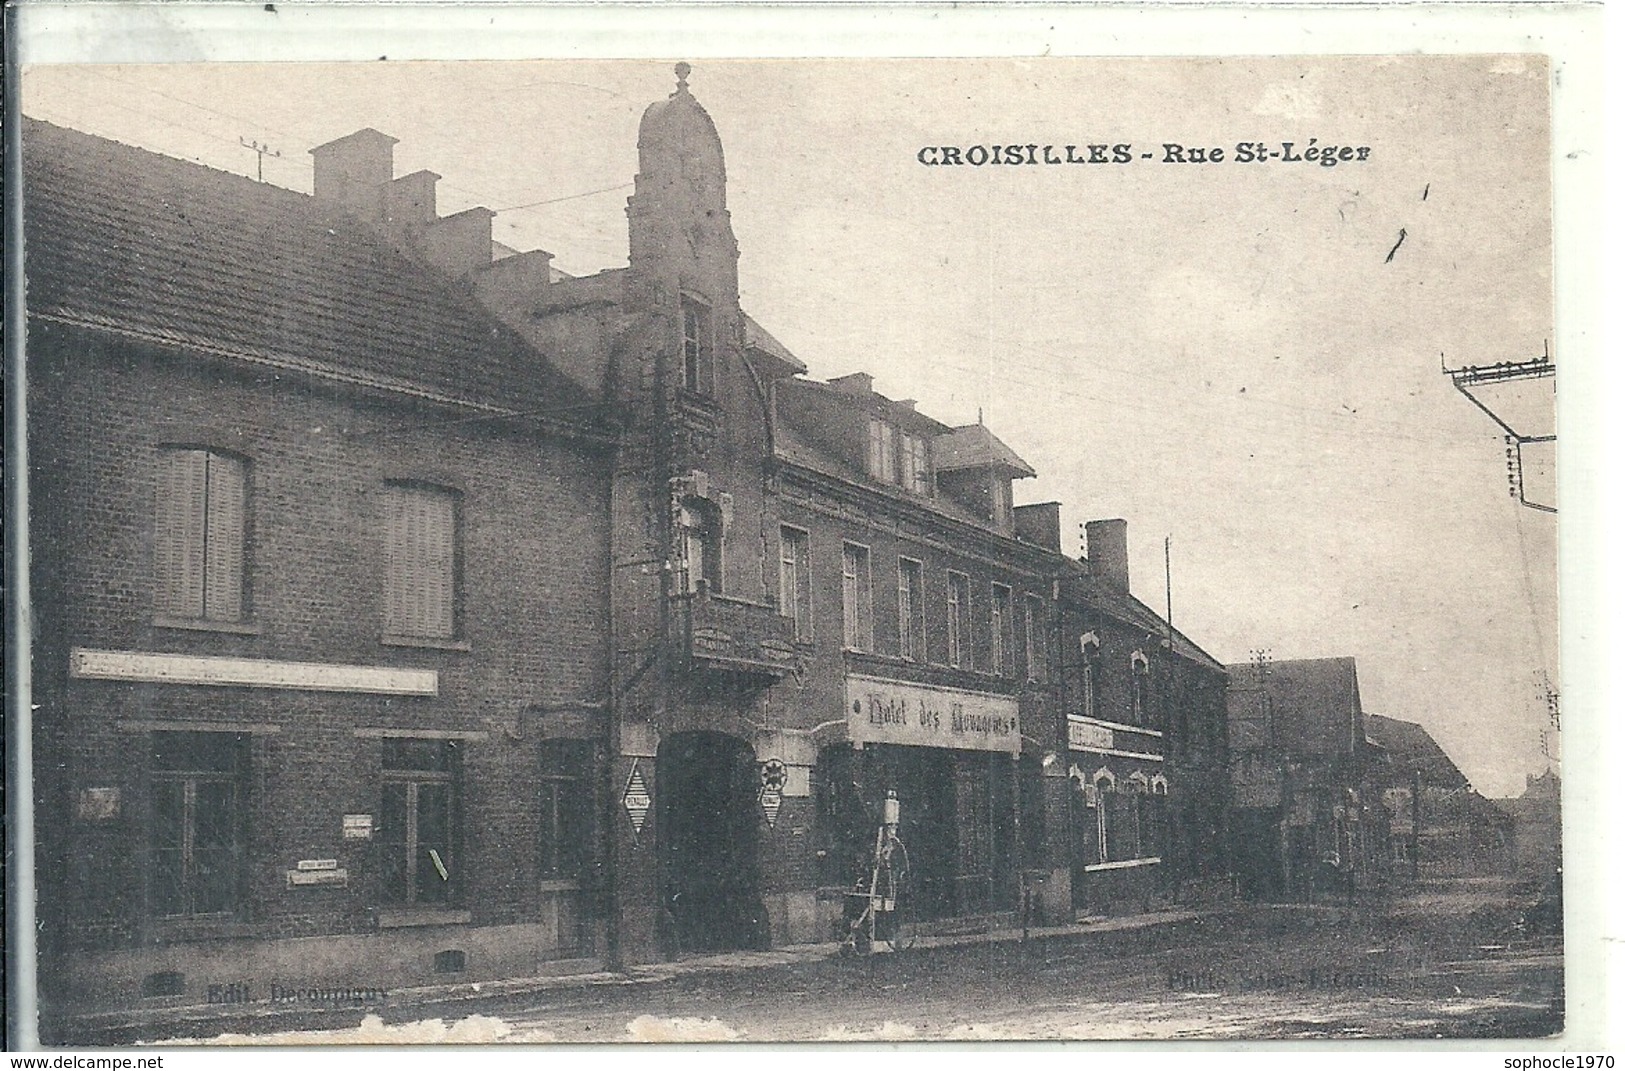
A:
[22,55,1559,797]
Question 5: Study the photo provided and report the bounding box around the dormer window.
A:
[680,295,714,395]
[991,477,1012,528]
[867,418,897,484]
[901,432,931,495]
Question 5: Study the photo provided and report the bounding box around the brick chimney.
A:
[1014,502,1062,551]
[310,128,398,222]
[1085,518,1130,593]
[828,372,874,396]
[421,207,496,278]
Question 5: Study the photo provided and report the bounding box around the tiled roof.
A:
[1062,564,1226,673]
[1363,713,1469,788]
[933,424,1037,477]
[22,118,601,428]
[742,314,807,374]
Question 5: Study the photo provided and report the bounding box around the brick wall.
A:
[29,322,613,960]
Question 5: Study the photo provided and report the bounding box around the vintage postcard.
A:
[5,3,1605,1051]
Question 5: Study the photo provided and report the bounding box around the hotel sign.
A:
[845,675,1021,754]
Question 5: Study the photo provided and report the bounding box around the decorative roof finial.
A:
[675,62,692,92]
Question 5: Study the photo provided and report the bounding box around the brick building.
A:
[25,66,1241,1031]
[1226,657,1387,901]
[1055,523,1231,915]
[24,117,616,1032]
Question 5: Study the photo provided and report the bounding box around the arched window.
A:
[1130,649,1151,726]
[1078,631,1101,722]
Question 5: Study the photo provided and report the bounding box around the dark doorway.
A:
[657,732,766,954]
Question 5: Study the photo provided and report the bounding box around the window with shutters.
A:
[380,739,461,906]
[867,418,897,484]
[383,483,460,641]
[149,732,248,918]
[153,448,248,623]
[900,432,932,495]
[841,542,873,652]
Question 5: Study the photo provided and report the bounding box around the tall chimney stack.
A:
[310,128,398,222]
[1085,518,1130,593]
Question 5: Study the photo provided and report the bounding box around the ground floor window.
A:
[539,740,593,881]
[380,738,461,906]
[150,731,249,917]
[1079,764,1168,865]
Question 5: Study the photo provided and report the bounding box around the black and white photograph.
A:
[4,4,1608,1051]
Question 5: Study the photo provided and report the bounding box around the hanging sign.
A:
[623,760,652,838]
[844,675,1020,754]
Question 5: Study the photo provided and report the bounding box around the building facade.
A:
[1226,657,1387,901]
[1364,713,1513,879]
[1056,523,1231,915]
[25,118,616,1030]
[26,68,1241,1034]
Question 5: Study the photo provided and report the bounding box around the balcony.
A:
[675,587,798,683]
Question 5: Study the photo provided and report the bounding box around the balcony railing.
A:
[675,586,798,682]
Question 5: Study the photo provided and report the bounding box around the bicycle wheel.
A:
[881,840,916,952]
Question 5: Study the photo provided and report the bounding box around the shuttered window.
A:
[154,448,246,621]
[384,484,458,639]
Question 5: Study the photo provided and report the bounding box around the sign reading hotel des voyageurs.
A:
[844,674,1021,754]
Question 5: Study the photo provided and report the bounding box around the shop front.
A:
[1066,714,1169,914]
[818,675,1025,926]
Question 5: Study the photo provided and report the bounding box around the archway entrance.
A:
[657,731,765,953]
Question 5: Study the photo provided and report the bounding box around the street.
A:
[148,876,1560,1045]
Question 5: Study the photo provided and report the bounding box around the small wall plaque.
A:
[343,814,373,839]
[77,787,121,822]
[287,868,349,888]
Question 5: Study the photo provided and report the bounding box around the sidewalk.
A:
[65,903,1241,1045]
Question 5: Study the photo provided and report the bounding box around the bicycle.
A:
[842,815,916,954]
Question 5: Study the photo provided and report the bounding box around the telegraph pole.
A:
[239,137,282,182]
[1442,343,1556,513]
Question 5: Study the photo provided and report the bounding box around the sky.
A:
[21,55,1560,798]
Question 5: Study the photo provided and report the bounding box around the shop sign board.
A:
[1068,717,1114,752]
[844,675,1021,754]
